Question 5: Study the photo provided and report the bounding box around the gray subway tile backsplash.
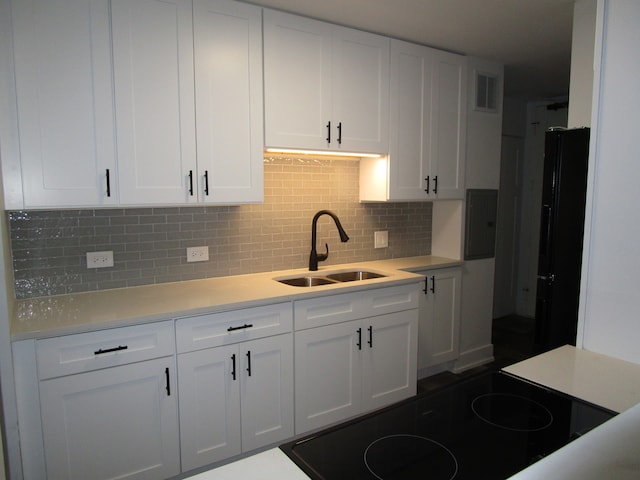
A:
[8,157,432,299]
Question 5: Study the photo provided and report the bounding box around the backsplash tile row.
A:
[8,157,432,299]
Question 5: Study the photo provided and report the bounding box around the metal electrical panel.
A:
[464,189,498,260]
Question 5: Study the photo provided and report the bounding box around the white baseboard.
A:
[452,344,494,373]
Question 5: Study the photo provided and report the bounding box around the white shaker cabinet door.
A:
[193,0,264,204]
[387,40,434,201]
[39,357,180,480]
[178,344,241,470]
[418,267,462,369]
[430,51,467,200]
[239,334,294,452]
[331,26,390,154]
[263,10,333,151]
[112,0,197,205]
[362,310,418,412]
[11,0,116,207]
[294,320,363,434]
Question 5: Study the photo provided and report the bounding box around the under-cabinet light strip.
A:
[264,148,382,158]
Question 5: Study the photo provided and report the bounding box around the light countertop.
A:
[504,344,640,413]
[10,255,461,341]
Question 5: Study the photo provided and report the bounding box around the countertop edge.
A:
[11,256,461,341]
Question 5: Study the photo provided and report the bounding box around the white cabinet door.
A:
[332,26,389,153]
[240,334,294,452]
[294,321,362,433]
[112,0,197,205]
[263,10,389,154]
[363,310,418,411]
[178,333,293,471]
[193,0,264,204]
[386,40,434,200]
[263,10,332,151]
[39,357,180,480]
[418,267,462,370]
[11,0,116,207]
[178,344,241,470]
[430,51,467,200]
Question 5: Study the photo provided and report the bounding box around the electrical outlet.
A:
[86,251,114,268]
[187,246,209,263]
[374,231,388,248]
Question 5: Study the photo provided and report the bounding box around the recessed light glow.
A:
[265,148,382,158]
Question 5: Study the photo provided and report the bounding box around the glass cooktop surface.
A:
[280,371,615,480]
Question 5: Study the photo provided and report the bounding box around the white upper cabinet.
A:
[360,40,467,201]
[193,0,264,203]
[263,10,389,154]
[112,0,197,205]
[11,0,116,208]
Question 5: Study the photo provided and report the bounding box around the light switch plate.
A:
[374,231,388,248]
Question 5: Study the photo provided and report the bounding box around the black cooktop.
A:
[280,371,616,479]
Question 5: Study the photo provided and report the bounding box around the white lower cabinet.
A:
[36,322,180,480]
[417,267,462,370]
[294,284,419,434]
[178,333,294,470]
[176,303,294,471]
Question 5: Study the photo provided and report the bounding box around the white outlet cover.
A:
[86,251,114,268]
[187,246,209,262]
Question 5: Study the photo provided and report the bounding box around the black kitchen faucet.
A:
[309,210,349,271]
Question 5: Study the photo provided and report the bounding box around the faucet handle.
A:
[317,243,329,262]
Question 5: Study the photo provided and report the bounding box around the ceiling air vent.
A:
[475,71,499,112]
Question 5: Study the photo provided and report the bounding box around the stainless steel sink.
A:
[277,276,338,287]
[275,270,386,287]
[326,271,385,282]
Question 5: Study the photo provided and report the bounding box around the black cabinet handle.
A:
[326,121,331,143]
[433,175,438,194]
[430,275,436,294]
[227,323,254,332]
[337,122,342,144]
[188,170,194,196]
[356,327,362,350]
[204,170,209,196]
[106,169,111,197]
[367,325,373,348]
[424,176,430,194]
[165,367,171,396]
[246,350,252,377]
[422,277,429,295]
[94,345,128,355]
[231,353,237,381]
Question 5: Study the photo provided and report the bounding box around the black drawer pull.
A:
[94,345,128,355]
[227,323,254,332]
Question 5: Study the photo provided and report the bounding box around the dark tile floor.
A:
[418,315,536,394]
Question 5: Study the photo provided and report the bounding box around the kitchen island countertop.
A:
[10,255,461,340]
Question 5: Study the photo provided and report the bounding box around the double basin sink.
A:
[276,270,386,287]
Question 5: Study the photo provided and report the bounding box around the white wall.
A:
[578,0,640,364]
[454,57,503,372]
[568,0,597,129]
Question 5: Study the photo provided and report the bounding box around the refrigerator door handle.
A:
[537,274,555,283]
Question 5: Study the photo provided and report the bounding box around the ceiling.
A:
[249,0,577,100]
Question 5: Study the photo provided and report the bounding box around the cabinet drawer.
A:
[175,302,292,353]
[294,283,420,330]
[36,321,175,380]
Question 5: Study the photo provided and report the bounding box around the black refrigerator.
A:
[535,127,590,352]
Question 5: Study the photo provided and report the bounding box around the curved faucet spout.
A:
[309,210,350,271]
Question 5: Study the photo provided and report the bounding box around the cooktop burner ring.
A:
[471,393,554,432]
[364,434,459,480]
